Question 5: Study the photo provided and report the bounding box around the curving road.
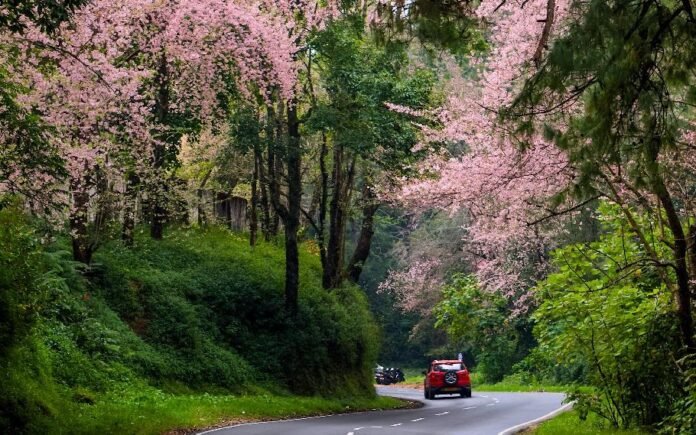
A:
[198,387,566,435]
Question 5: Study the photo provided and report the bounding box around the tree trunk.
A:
[196,169,211,226]
[70,174,93,264]
[318,133,329,281]
[656,183,695,353]
[266,100,301,314]
[122,172,138,246]
[324,143,344,289]
[271,129,284,237]
[284,101,302,314]
[91,166,110,249]
[647,140,695,352]
[250,155,259,247]
[687,224,696,281]
[347,184,379,283]
[150,53,170,240]
[256,149,272,241]
[266,103,282,239]
[324,148,356,289]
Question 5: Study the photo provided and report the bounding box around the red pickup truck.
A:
[423,360,472,399]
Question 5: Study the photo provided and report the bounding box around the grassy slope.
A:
[66,389,405,435]
[9,328,405,435]
[3,226,409,434]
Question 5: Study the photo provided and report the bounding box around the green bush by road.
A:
[0,206,387,434]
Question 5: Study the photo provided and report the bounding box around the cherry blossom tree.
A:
[387,0,575,311]
[4,0,302,262]
[389,0,696,355]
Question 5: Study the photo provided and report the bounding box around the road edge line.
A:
[497,401,574,435]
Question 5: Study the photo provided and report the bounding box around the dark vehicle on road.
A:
[423,360,471,399]
[374,365,405,385]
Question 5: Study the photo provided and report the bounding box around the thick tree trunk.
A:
[647,141,695,352]
[150,53,170,240]
[150,169,166,239]
[656,184,695,352]
[347,184,379,283]
[324,144,344,289]
[284,101,302,314]
[266,100,300,314]
[323,148,356,289]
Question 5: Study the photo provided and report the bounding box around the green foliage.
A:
[0,205,382,433]
[533,203,682,428]
[366,0,486,58]
[658,355,696,434]
[92,227,379,395]
[0,0,86,33]
[308,18,438,173]
[0,330,402,435]
[358,209,429,366]
[434,275,534,383]
[511,0,696,200]
[0,200,52,352]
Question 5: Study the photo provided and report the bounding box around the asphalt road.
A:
[199,387,566,435]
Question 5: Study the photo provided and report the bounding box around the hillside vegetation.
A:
[0,205,387,434]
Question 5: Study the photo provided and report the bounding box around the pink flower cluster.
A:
[3,0,334,215]
[385,0,576,310]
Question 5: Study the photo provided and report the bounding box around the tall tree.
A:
[510,0,696,352]
[306,18,437,289]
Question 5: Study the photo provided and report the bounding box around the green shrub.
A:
[0,201,49,353]
[533,204,682,428]
[1,218,380,434]
[89,226,378,395]
[434,274,534,383]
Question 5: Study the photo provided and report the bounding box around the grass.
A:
[63,387,409,435]
[401,367,425,385]
[523,410,651,435]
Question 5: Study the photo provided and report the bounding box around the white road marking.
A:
[390,423,402,427]
[435,411,449,416]
[411,418,425,422]
[347,432,354,435]
[487,403,496,407]
[481,395,489,398]
[497,402,574,435]
[463,406,477,410]
[352,428,364,431]
[369,426,383,429]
